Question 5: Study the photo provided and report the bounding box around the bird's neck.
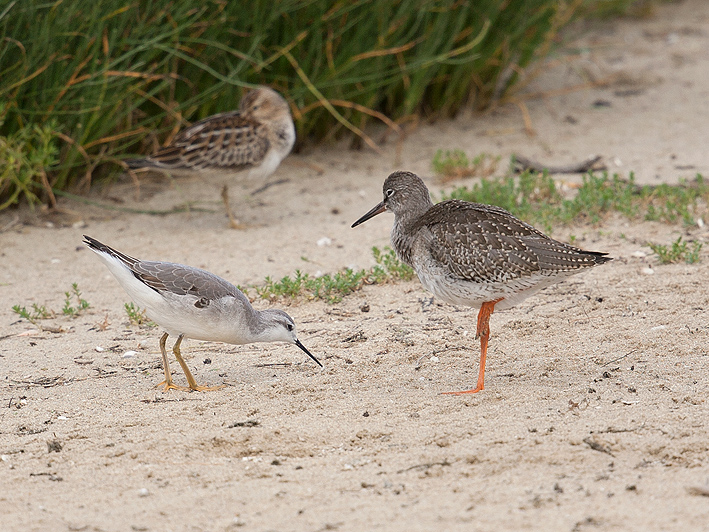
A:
[246,310,273,342]
[221,302,262,344]
[249,309,287,344]
[272,118,296,152]
[391,198,433,266]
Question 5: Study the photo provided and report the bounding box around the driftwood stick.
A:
[513,154,605,174]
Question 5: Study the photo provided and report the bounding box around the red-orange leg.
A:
[442,298,502,395]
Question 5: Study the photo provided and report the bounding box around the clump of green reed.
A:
[442,166,709,231]
[579,0,658,18]
[255,247,413,303]
[649,237,703,264]
[1,0,591,210]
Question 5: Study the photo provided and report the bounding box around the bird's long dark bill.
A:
[295,339,322,367]
[351,201,386,228]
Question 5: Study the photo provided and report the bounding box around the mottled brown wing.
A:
[146,111,270,171]
[419,200,608,283]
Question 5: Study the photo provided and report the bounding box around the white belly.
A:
[415,264,575,311]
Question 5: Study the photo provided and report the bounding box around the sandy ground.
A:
[2,1,709,530]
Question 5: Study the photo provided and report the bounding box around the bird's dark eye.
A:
[385,189,394,198]
[286,323,294,331]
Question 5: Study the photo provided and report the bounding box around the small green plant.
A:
[256,269,373,304]
[62,283,90,317]
[254,247,414,303]
[13,283,89,324]
[432,150,500,181]
[124,302,155,327]
[642,175,709,225]
[372,246,415,281]
[12,303,52,325]
[686,242,703,264]
[0,117,60,210]
[649,237,703,264]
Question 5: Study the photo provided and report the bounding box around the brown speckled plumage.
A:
[352,171,610,395]
[126,86,294,180]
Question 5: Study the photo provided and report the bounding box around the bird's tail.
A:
[83,235,139,268]
[587,251,612,265]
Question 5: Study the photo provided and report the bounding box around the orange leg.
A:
[442,298,502,395]
[154,333,190,392]
[154,333,223,392]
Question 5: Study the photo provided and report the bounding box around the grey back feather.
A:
[83,235,246,304]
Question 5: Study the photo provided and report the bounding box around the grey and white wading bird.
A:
[84,236,320,392]
[126,86,295,228]
[352,171,610,395]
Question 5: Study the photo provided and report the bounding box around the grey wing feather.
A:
[83,235,247,306]
[131,261,245,303]
[426,223,540,284]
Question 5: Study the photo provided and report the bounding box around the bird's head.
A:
[240,86,292,122]
[351,171,432,227]
[258,309,322,367]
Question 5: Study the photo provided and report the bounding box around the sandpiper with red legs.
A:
[352,171,610,395]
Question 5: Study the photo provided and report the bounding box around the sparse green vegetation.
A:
[642,178,709,225]
[124,302,156,327]
[0,117,60,210]
[580,0,659,19]
[649,237,703,264]
[441,166,708,231]
[11,303,51,325]
[254,247,414,303]
[62,283,91,317]
[432,150,500,181]
[13,283,89,324]
[371,247,415,281]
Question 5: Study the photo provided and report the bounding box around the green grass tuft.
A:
[254,247,413,303]
[13,283,89,324]
[62,283,91,317]
[649,237,703,264]
[0,116,60,210]
[12,303,52,325]
[432,150,500,181]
